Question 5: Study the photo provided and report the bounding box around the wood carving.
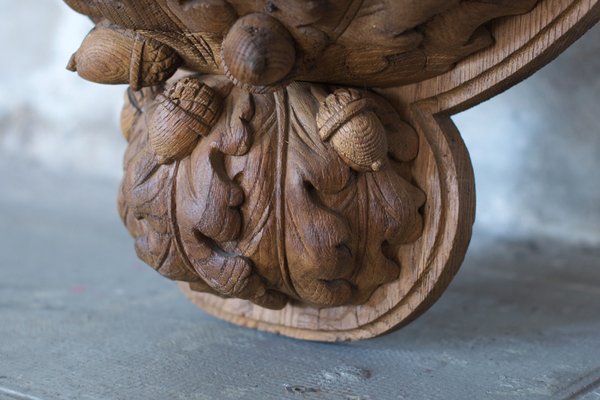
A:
[64,0,540,91]
[118,77,424,308]
[62,0,600,340]
[149,77,223,162]
[67,22,182,90]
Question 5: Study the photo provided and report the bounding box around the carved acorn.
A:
[221,13,296,93]
[67,25,182,90]
[149,77,223,163]
[317,89,388,172]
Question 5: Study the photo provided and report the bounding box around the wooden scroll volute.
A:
[63,0,600,341]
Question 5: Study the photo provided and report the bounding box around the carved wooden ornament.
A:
[64,0,600,341]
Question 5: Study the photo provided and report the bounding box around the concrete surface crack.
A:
[0,387,45,400]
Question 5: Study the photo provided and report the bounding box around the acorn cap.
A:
[317,89,378,142]
[149,78,224,162]
[158,77,223,136]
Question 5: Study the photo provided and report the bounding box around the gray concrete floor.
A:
[0,160,599,400]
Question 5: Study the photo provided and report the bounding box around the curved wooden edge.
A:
[392,0,600,114]
[382,114,476,335]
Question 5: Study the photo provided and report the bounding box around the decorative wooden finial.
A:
[221,13,296,93]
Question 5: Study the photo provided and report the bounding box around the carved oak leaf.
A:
[118,88,202,284]
[119,76,425,309]
[118,85,287,309]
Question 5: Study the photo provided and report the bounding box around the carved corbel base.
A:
[62,0,600,341]
[176,88,475,341]
[118,76,474,339]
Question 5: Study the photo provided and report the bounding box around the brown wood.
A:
[63,0,600,341]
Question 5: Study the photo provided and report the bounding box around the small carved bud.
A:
[168,0,238,34]
[149,77,223,162]
[67,25,182,90]
[317,89,388,172]
[222,13,296,93]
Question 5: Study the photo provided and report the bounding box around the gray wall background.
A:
[0,0,124,179]
[1,0,599,244]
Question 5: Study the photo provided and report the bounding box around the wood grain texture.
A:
[68,22,182,90]
[62,0,600,341]
[65,0,540,91]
